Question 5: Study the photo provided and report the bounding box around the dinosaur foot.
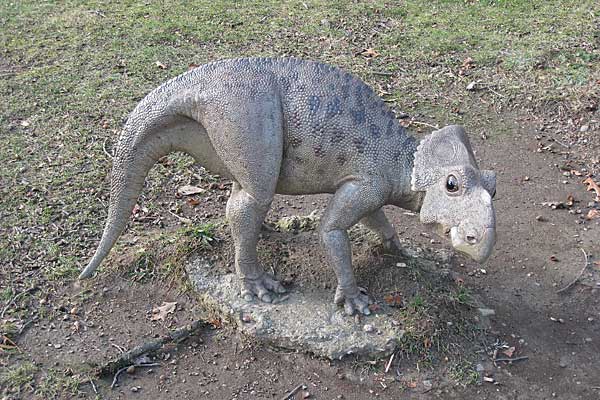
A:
[334,286,372,316]
[240,273,286,303]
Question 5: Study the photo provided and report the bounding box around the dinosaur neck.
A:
[387,133,425,212]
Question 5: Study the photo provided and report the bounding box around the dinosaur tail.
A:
[79,68,211,279]
[78,127,175,279]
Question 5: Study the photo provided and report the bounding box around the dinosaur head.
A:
[411,125,496,263]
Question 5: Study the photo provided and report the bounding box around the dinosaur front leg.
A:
[320,181,386,315]
[226,182,286,303]
[360,208,403,255]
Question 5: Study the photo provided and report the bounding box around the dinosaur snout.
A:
[450,224,495,263]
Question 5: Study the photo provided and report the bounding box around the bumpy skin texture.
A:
[79,58,496,315]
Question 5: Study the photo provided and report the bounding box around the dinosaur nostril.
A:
[466,235,478,244]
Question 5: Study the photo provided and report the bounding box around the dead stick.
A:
[410,120,440,129]
[87,376,98,394]
[280,384,305,400]
[385,353,395,373]
[493,356,529,363]
[98,319,205,376]
[1,287,37,318]
[557,248,589,294]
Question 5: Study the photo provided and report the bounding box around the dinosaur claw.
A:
[241,273,285,304]
[260,293,272,303]
[335,286,372,316]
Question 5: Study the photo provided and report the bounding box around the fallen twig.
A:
[110,342,127,353]
[493,356,529,363]
[111,363,160,389]
[18,319,34,335]
[1,287,37,319]
[385,352,395,373]
[87,376,98,394]
[102,137,113,159]
[168,209,192,224]
[410,120,440,129]
[98,319,205,376]
[550,137,570,149]
[280,384,305,400]
[557,248,589,294]
[370,71,394,77]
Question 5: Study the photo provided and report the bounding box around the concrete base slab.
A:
[186,259,406,360]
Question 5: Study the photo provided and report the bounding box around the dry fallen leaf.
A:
[583,177,600,201]
[186,197,201,206]
[151,301,177,321]
[502,346,516,358]
[570,169,583,177]
[208,318,223,329]
[384,293,403,307]
[459,57,475,76]
[360,48,379,58]
[188,63,200,70]
[566,194,575,207]
[594,261,600,268]
[177,185,205,196]
[586,209,600,220]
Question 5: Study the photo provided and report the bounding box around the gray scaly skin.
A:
[79,57,496,316]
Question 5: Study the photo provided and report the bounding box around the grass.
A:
[35,369,83,399]
[0,362,37,396]
[448,360,480,387]
[124,222,221,284]
[1,0,598,393]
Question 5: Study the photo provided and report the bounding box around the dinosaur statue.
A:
[79,58,496,316]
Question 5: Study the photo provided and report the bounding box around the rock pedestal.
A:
[186,259,405,360]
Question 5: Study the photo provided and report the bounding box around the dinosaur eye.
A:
[446,174,459,193]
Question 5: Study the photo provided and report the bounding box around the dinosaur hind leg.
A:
[226,182,286,303]
[205,93,286,302]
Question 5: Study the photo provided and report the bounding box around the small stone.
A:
[53,343,62,349]
[536,215,546,222]
[363,324,375,333]
[422,380,433,390]
[580,124,589,132]
[241,314,252,323]
[396,262,407,268]
[70,307,78,315]
[483,376,495,383]
[559,356,568,368]
[302,391,311,399]
[127,365,136,374]
[478,308,495,317]
[130,386,139,392]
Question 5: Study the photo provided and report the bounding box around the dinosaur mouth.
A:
[450,226,495,263]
